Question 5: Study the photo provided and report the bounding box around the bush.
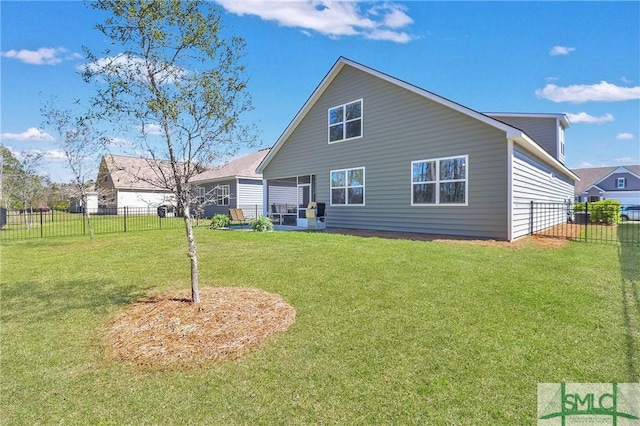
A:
[251,216,274,232]
[210,214,230,229]
[573,200,621,224]
[590,200,621,224]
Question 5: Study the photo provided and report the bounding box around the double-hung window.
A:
[330,167,365,205]
[195,187,205,204]
[328,99,362,143]
[214,185,230,205]
[412,155,467,205]
[617,177,626,189]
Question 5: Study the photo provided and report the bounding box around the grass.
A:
[1,229,639,424]
[0,210,186,241]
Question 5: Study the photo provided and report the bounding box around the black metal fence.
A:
[0,204,276,242]
[530,202,640,245]
[0,207,189,242]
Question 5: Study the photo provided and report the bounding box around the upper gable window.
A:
[617,178,626,189]
[328,99,362,143]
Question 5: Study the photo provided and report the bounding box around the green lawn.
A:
[0,210,186,241]
[1,229,638,425]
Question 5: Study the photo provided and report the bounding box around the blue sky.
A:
[1,1,639,183]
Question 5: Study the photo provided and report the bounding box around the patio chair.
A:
[229,208,249,228]
[269,203,282,225]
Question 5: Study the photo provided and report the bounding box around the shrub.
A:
[210,214,230,229]
[251,216,274,232]
[573,200,621,224]
[590,200,621,224]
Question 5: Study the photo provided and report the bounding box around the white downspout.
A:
[507,139,514,242]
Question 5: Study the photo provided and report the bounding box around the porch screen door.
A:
[297,176,311,227]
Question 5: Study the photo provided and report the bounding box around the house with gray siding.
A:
[572,165,640,205]
[257,57,578,241]
[191,149,269,219]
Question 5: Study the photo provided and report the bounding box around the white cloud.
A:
[0,127,55,142]
[365,29,412,43]
[565,112,614,124]
[11,148,66,162]
[215,0,415,43]
[616,133,635,140]
[535,81,640,103]
[135,123,164,136]
[615,156,639,164]
[577,161,595,168]
[549,45,576,56]
[1,47,80,65]
[80,54,187,84]
[36,149,67,162]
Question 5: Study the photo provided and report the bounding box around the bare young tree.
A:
[41,98,105,239]
[4,151,47,229]
[82,0,255,303]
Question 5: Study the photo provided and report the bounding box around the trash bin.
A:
[157,205,167,218]
[574,212,590,224]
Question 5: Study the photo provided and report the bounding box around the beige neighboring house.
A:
[96,155,177,211]
[96,150,270,216]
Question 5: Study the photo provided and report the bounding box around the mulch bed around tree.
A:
[104,287,296,370]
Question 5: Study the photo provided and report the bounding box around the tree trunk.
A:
[182,206,200,303]
[81,190,95,239]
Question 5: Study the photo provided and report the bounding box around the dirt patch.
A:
[104,287,296,370]
[326,228,573,249]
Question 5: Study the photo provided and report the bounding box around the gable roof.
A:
[100,155,175,191]
[257,56,577,181]
[192,148,269,183]
[572,165,640,193]
[485,112,570,129]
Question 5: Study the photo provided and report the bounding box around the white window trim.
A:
[215,185,230,205]
[558,124,565,161]
[195,187,205,204]
[330,166,365,206]
[410,155,468,206]
[328,99,363,144]
[617,177,626,189]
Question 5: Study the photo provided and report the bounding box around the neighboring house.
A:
[69,192,98,213]
[572,165,640,205]
[257,57,578,241]
[191,149,269,219]
[96,155,177,211]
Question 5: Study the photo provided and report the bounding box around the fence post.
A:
[529,201,534,235]
[124,206,128,232]
[40,210,44,238]
[585,202,588,242]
